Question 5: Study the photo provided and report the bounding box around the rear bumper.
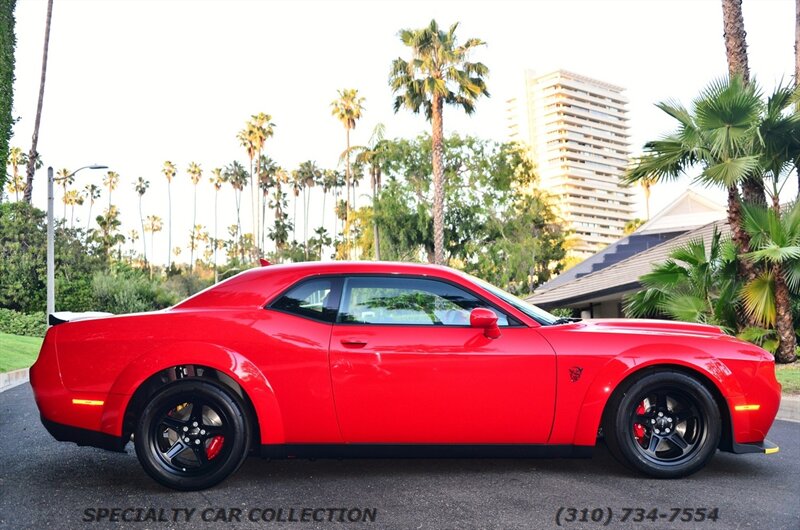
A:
[40,415,127,453]
[730,438,779,455]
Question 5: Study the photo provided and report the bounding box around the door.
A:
[329,275,557,444]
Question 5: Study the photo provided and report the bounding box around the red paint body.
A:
[30,262,781,452]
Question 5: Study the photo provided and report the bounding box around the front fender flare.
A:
[570,343,741,446]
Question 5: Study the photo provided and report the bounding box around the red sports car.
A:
[31,261,781,490]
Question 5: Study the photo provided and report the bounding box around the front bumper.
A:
[730,438,779,455]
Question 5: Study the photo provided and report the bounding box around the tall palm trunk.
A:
[304,186,311,258]
[720,0,763,331]
[372,167,381,260]
[86,200,93,231]
[796,0,800,197]
[431,93,445,265]
[23,0,53,203]
[167,181,172,269]
[190,185,197,272]
[321,189,328,257]
[721,0,766,208]
[345,128,351,259]
[274,181,283,251]
[774,266,797,363]
[139,196,147,266]
[248,156,257,259]
[213,188,218,283]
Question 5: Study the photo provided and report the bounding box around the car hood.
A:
[574,318,724,337]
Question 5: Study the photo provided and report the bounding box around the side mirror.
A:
[470,307,501,339]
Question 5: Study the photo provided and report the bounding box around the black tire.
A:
[603,371,721,478]
[134,380,250,490]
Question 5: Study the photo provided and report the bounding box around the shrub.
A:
[91,270,178,314]
[0,308,47,337]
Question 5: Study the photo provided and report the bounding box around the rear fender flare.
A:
[100,341,285,444]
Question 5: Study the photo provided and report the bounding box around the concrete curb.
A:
[0,368,29,393]
[777,395,800,423]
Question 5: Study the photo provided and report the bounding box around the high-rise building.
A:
[507,70,637,258]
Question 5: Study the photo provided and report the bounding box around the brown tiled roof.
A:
[527,221,730,307]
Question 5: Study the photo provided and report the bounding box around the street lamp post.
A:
[47,164,108,321]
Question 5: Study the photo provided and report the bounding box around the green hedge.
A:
[0,308,46,337]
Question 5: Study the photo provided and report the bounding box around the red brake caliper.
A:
[633,403,646,441]
[206,436,224,460]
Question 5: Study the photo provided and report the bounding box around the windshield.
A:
[467,274,559,325]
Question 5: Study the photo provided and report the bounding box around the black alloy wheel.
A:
[134,380,250,490]
[604,371,721,478]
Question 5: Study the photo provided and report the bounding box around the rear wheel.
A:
[604,371,720,478]
[134,380,250,490]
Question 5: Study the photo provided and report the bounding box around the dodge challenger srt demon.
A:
[30,261,781,490]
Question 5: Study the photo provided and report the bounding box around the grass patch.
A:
[0,332,43,373]
[776,362,800,395]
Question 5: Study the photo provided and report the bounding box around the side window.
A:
[338,276,509,326]
[270,278,339,323]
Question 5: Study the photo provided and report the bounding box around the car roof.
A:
[173,261,471,310]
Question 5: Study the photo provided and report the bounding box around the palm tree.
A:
[103,171,120,211]
[626,76,764,305]
[320,169,340,248]
[625,228,740,333]
[127,230,139,264]
[144,215,163,269]
[740,202,800,363]
[353,123,389,259]
[290,168,303,242]
[210,168,225,282]
[251,113,275,253]
[186,161,203,272]
[257,155,279,252]
[134,177,150,266]
[23,0,53,204]
[56,168,73,220]
[238,114,275,258]
[5,147,27,201]
[64,189,83,229]
[639,175,656,220]
[295,161,321,253]
[83,183,101,231]
[161,161,177,268]
[331,88,365,258]
[269,168,291,252]
[224,161,249,261]
[95,205,124,262]
[309,226,332,260]
[628,78,800,358]
[389,20,489,265]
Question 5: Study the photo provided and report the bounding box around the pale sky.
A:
[9,0,797,265]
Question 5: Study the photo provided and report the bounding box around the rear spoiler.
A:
[49,311,114,326]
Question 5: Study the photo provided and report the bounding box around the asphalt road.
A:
[1,383,798,530]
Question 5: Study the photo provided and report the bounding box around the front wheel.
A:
[134,380,251,490]
[604,371,721,478]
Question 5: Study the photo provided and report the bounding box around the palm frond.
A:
[661,294,708,323]
[639,260,689,288]
[623,288,667,318]
[740,271,777,327]
[697,156,760,187]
